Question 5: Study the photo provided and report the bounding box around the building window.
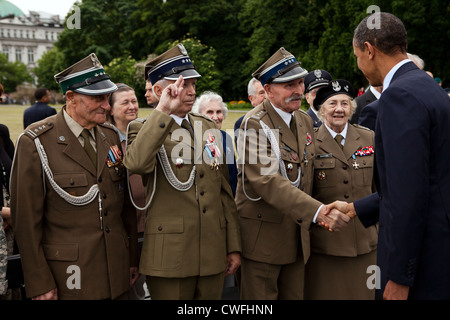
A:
[3,47,9,60]
[28,48,34,63]
[15,47,22,62]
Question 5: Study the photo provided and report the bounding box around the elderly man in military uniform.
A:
[304,69,333,128]
[235,47,350,300]
[123,44,241,300]
[10,54,138,300]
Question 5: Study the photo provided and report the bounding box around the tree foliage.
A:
[0,54,33,92]
[33,0,449,100]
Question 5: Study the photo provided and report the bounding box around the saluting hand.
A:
[155,75,185,116]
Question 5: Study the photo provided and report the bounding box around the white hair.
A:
[192,91,228,119]
[247,77,260,96]
[407,53,425,70]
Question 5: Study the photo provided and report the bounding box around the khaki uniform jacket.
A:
[311,124,378,256]
[235,99,322,265]
[123,110,241,278]
[11,111,138,299]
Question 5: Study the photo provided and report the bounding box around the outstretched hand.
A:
[317,201,357,231]
[316,204,350,232]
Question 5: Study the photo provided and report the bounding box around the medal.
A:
[352,154,359,169]
[106,145,123,169]
[318,171,326,180]
[305,132,312,146]
[176,157,184,168]
[204,133,221,170]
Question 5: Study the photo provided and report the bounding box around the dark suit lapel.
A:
[55,112,96,176]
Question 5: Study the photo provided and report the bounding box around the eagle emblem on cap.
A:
[344,85,349,92]
[314,69,322,79]
[177,44,188,55]
[332,80,341,92]
[89,53,102,68]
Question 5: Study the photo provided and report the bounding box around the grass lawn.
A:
[1,104,247,146]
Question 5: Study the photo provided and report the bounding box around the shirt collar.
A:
[63,108,95,139]
[324,122,348,140]
[170,114,189,126]
[383,59,411,92]
[270,102,294,127]
[369,86,382,99]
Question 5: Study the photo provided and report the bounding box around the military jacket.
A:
[123,110,241,278]
[311,124,378,256]
[10,111,138,299]
[235,99,322,265]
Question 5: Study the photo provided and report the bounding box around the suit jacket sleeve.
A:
[354,192,380,227]
[379,87,430,286]
[358,100,378,131]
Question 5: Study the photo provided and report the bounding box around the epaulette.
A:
[252,109,267,120]
[297,109,308,116]
[24,121,54,139]
[190,112,214,122]
[352,123,372,131]
[100,121,116,131]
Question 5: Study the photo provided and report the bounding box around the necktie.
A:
[81,129,97,167]
[181,119,193,137]
[334,134,344,150]
[289,116,297,136]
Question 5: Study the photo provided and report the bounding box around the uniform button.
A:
[344,179,348,184]
[158,226,163,231]
[200,173,204,178]
[98,177,102,183]
[105,227,110,233]
[257,213,262,218]
[203,208,206,213]
[343,165,348,170]
[104,210,108,216]
[297,218,302,223]
[102,193,107,199]
[159,122,165,128]
[200,191,204,196]
[69,178,74,185]
[344,194,349,199]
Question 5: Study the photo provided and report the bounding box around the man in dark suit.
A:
[303,69,332,127]
[23,88,57,129]
[328,12,450,300]
[350,85,382,126]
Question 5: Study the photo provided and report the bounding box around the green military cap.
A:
[54,53,117,95]
[252,47,308,86]
[145,44,201,84]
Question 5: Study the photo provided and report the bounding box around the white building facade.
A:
[0,0,63,71]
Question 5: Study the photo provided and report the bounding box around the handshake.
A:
[316,201,357,232]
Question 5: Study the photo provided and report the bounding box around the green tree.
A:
[0,54,33,93]
[33,47,66,91]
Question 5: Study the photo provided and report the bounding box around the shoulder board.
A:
[189,112,214,122]
[100,122,116,131]
[24,121,54,139]
[352,123,371,131]
[297,109,308,116]
[249,109,267,121]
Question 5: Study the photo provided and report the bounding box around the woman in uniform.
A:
[304,79,378,300]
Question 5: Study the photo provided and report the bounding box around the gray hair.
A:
[407,53,425,70]
[247,77,260,96]
[354,12,407,56]
[192,91,228,119]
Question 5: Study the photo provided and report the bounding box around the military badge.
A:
[318,171,326,180]
[305,132,312,146]
[176,157,184,168]
[355,146,374,157]
[204,132,221,170]
[332,80,341,92]
[106,145,123,168]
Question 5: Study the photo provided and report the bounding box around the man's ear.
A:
[263,83,272,98]
[65,90,75,103]
[153,84,164,98]
[364,41,376,60]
